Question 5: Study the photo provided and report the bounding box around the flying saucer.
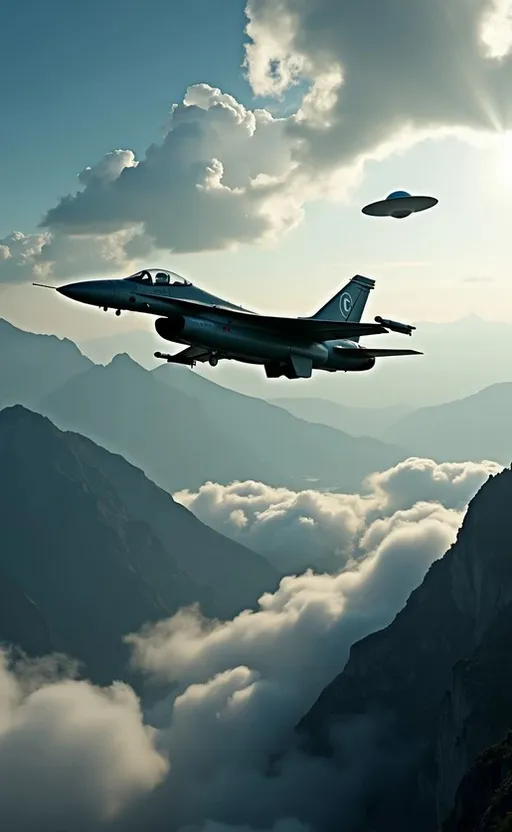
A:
[362,190,438,219]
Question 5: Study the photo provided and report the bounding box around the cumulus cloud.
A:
[2,1,512,283]
[0,88,302,285]
[364,457,503,512]
[0,650,167,832]
[175,479,362,573]
[244,0,512,170]
[0,227,151,284]
[174,458,502,573]
[42,86,301,249]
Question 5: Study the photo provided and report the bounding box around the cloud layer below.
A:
[0,457,499,831]
[174,457,502,573]
[122,458,499,830]
[0,652,167,832]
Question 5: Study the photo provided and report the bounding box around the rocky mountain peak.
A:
[297,465,512,831]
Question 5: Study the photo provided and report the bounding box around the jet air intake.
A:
[155,315,186,340]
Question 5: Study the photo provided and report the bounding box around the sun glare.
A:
[493,131,512,183]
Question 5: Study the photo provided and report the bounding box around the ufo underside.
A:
[362,194,438,218]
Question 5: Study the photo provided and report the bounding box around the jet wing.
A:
[143,294,388,340]
[334,347,422,357]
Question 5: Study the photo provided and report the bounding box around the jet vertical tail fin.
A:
[310,275,375,342]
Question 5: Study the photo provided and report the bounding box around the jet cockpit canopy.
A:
[124,268,192,287]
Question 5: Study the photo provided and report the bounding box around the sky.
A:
[2,0,512,353]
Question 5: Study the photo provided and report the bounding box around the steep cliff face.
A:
[437,599,512,823]
[435,470,512,823]
[447,470,512,641]
[297,466,512,831]
[442,732,512,832]
[0,565,56,657]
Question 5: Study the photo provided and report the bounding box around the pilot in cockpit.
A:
[154,272,169,285]
[127,269,191,287]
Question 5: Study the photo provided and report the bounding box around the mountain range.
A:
[269,395,413,437]
[5,315,512,495]
[1,318,408,493]
[380,382,512,465]
[271,382,512,466]
[0,317,92,411]
[77,315,512,410]
[0,404,278,685]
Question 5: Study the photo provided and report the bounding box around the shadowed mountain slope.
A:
[297,466,512,831]
[0,405,278,684]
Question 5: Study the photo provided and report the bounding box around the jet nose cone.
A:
[57,279,115,305]
[57,281,91,301]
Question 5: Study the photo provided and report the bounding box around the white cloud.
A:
[2,1,512,283]
[174,458,501,573]
[120,459,501,830]
[481,0,512,58]
[244,0,512,169]
[34,87,302,279]
[0,651,168,832]
[78,149,139,186]
[364,457,503,513]
[122,509,447,828]
[41,88,300,248]
[174,479,363,573]
[0,227,151,284]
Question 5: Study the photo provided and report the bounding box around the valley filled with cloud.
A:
[0,455,500,831]
[174,458,500,572]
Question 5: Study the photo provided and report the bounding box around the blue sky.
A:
[0,0,251,235]
[2,0,512,351]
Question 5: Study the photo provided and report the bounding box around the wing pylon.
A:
[154,345,212,366]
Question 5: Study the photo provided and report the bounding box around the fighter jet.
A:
[36,268,421,379]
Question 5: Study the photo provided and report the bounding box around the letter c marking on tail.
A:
[339,292,352,318]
